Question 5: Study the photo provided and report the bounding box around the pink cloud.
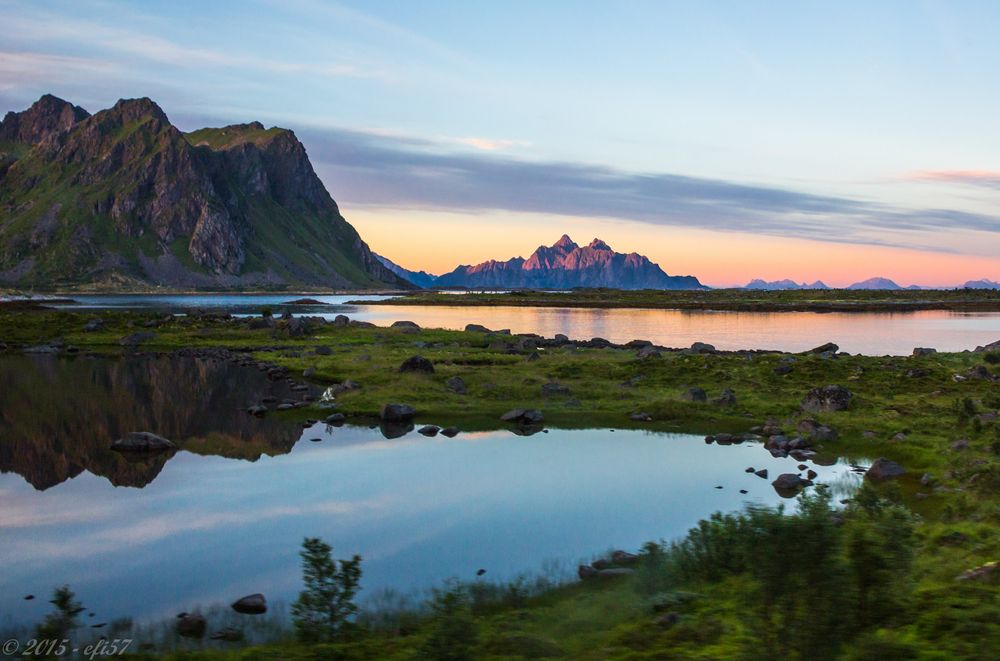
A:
[906,169,1000,186]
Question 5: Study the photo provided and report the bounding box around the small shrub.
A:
[420,583,479,661]
[291,537,362,643]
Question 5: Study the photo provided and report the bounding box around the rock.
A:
[392,320,420,329]
[680,387,707,402]
[541,382,570,396]
[332,314,349,326]
[325,413,346,425]
[712,388,737,407]
[83,318,105,332]
[176,613,206,638]
[440,426,460,437]
[445,376,467,394]
[578,564,598,580]
[465,323,491,333]
[500,408,544,424]
[276,403,295,411]
[636,345,662,359]
[745,467,755,473]
[476,569,486,576]
[689,341,716,354]
[808,342,839,354]
[210,628,244,642]
[314,345,332,356]
[912,347,937,357]
[611,550,640,565]
[966,365,994,380]
[380,403,416,422]
[626,339,653,349]
[380,422,414,439]
[231,593,267,615]
[111,432,176,453]
[246,405,267,417]
[865,458,906,481]
[553,333,569,344]
[630,412,653,422]
[302,368,316,378]
[796,419,838,442]
[801,385,852,413]
[399,355,434,374]
[119,331,157,346]
[418,425,440,436]
[772,473,806,496]
[754,469,769,479]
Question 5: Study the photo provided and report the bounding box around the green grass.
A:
[1,309,997,658]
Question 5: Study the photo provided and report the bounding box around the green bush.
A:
[420,583,480,661]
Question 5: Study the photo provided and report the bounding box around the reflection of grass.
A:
[352,286,1000,312]
[2,309,999,657]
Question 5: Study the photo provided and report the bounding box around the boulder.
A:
[231,593,267,615]
[689,342,716,354]
[332,314,349,326]
[553,333,570,344]
[500,409,544,424]
[611,550,640,566]
[912,347,937,357]
[380,403,416,422]
[541,382,570,396]
[418,425,440,437]
[314,345,332,356]
[636,345,662,359]
[865,458,906,481]
[443,375,466,394]
[712,388,737,407]
[111,432,176,453]
[966,365,995,380]
[465,323,491,333]
[380,422,414,439]
[772,473,806,496]
[808,342,839,354]
[325,413,346,425]
[176,613,206,638]
[440,426,460,437]
[680,387,707,402]
[630,412,653,422]
[801,385,852,413]
[754,469,769,479]
[391,320,420,329]
[399,355,434,374]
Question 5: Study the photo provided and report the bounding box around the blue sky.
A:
[3,0,1000,285]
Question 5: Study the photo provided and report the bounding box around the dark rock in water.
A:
[418,425,440,436]
[83,318,105,332]
[865,458,906,481]
[745,467,755,473]
[541,382,570,396]
[399,355,434,374]
[325,413,346,425]
[119,332,157,346]
[176,613,206,638]
[111,432,175,453]
[807,469,818,480]
[445,376,467,394]
[500,408,544,424]
[476,569,486,576]
[801,385,852,413]
[772,473,806,495]
[739,489,748,494]
[24,594,34,600]
[611,550,640,566]
[754,469,769,479]
[680,387,707,402]
[91,622,106,628]
[309,437,322,442]
[712,388,737,407]
[391,320,420,329]
[380,422,414,439]
[210,628,244,642]
[912,347,937,357]
[231,593,267,615]
[440,426,460,438]
[808,342,839,354]
[380,403,416,422]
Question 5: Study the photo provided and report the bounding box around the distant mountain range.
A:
[742,276,999,291]
[0,94,407,290]
[380,235,707,290]
[374,254,439,289]
[744,279,830,290]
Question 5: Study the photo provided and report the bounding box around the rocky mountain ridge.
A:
[0,94,407,290]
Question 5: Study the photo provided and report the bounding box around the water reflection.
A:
[64,295,1000,355]
[0,355,862,629]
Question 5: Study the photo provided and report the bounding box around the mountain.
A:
[434,235,706,290]
[743,278,829,290]
[374,253,438,288]
[964,279,1000,289]
[847,277,902,290]
[0,95,408,290]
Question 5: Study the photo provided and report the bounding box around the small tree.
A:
[421,583,479,661]
[35,585,84,640]
[291,537,362,643]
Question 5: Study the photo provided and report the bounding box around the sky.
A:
[2,0,1000,287]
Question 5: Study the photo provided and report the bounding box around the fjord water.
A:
[0,354,860,627]
[64,294,1000,355]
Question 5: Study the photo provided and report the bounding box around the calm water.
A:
[0,354,860,627]
[62,294,1000,355]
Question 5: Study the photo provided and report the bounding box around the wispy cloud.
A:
[297,126,1000,252]
[905,169,1000,189]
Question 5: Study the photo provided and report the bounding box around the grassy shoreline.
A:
[350,287,1000,313]
[1,308,998,658]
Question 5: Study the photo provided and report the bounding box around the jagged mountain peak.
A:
[587,238,612,251]
[0,94,90,144]
[553,234,577,248]
[108,97,169,124]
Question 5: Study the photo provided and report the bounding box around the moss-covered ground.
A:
[2,308,998,659]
